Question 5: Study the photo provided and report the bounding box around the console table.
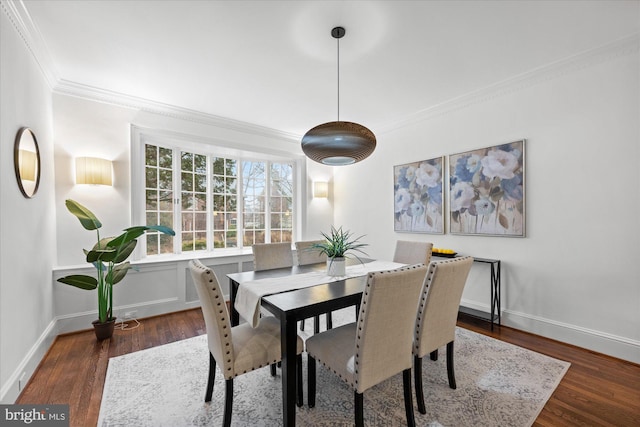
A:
[433,255,501,330]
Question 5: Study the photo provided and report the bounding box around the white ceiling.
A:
[22,0,640,136]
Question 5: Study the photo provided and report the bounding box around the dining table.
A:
[227,259,404,427]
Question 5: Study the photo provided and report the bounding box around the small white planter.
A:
[327,257,346,276]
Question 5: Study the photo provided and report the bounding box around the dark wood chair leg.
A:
[414,355,426,414]
[308,355,316,408]
[326,311,333,330]
[205,352,216,402]
[296,354,303,407]
[403,368,416,427]
[270,363,276,376]
[355,391,364,427]
[302,316,323,333]
[446,341,456,389]
[430,349,438,361]
[223,378,233,427]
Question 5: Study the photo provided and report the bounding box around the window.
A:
[141,140,296,256]
[242,160,266,245]
[269,162,293,243]
[181,151,207,251]
[145,145,174,255]
[212,157,238,248]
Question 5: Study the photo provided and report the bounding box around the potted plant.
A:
[311,226,369,276]
[57,199,175,340]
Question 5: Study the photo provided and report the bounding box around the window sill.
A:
[134,248,255,265]
[53,248,255,272]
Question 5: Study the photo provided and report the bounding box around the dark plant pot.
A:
[92,317,117,340]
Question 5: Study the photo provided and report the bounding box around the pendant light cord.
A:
[337,35,340,122]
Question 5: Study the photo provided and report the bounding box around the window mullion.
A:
[206,155,212,252]
[237,159,244,249]
[173,149,182,254]
[265,162,272,243]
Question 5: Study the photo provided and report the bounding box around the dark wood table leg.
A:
[230,279,239,326]
[490,263,496,332]
[494,261,501,326]
[281,312,298,427]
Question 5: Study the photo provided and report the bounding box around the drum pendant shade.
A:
[301,27,376,166]
[301,121,376,166]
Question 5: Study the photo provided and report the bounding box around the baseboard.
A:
[54,297,182,334]
[460,298,640,364]
[4,296,636,404]
[1,297,195,403]
[0,319,57,403]
[502,309,640,364]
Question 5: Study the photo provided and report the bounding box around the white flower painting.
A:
[394,157,444,233]
[449,140,525,236]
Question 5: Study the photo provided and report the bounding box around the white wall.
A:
[302,160,334,240]
[2,2,637,406]
[50,92,334,328]
[1,20,336,398]
[52,94,322,266]
[334,40,640,362]
[0,9,57,402]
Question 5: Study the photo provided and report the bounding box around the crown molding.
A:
[376,33,640,134]
[53,79,302,143]
[1,0,59,88]
[2,1,299,143]
[5,0,637,141]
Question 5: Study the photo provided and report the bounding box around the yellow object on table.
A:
[432,248,456,254]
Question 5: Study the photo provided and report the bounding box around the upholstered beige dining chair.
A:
[251,242,294,336]
[189,259,304,427]
[393,240,433,265]
[413,256,473,414]
[295,240,327,266]
[295,240,331,332]
[306,264,429,427]
[252,242,294,271]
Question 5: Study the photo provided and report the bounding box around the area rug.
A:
[98,309,569,426]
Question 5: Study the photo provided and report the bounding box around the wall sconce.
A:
[76,157,113,186]
[313,181,329,198]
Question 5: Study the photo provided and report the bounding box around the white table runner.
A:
[236,260,406,327]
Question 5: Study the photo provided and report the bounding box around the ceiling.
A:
[21,0,640,137]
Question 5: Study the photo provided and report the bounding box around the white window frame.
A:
[131,126,304,260]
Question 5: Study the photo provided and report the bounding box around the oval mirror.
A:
[14,127,41,198]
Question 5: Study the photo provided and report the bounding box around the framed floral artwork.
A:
[394,157,444,233]
[449,140,525,236]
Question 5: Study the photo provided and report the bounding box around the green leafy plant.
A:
[57,199,175,324]
[311,226,369,262]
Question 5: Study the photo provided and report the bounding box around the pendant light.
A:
[301,27,376,166]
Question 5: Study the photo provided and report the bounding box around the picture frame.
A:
[449,140,525,237]
[394,157,444,234]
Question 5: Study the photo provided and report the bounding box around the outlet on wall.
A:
[18,371,26,391]
[123,311,137,320]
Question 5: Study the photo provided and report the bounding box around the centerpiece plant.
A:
[311,226,368,276]
[57,199,175,339]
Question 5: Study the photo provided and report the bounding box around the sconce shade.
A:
[18,149,37,181]
[76,157,113,186]
[301,121,376,166]
[313,181,329,198]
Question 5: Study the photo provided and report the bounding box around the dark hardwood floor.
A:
[16,309,640,427]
